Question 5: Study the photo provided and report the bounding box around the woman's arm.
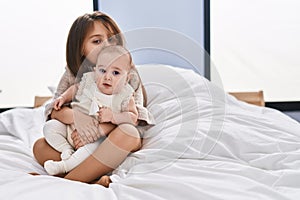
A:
[50,84,78,124]
[60,84,78,102]
[45,68,75,121]
[52,85,76,110]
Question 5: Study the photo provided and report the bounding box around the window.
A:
[210,0,300,102]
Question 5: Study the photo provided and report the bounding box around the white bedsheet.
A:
[1,64,300,200]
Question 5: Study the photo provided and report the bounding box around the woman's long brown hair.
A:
[66,11,124,79]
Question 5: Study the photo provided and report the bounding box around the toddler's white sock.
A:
[44,160,66,175]
[61,149,74,160]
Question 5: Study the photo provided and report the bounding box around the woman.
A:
[33,11,154,187]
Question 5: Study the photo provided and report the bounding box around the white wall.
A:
[211,0,300,102]
[0,0,92,108]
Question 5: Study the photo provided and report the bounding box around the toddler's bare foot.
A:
[95,175,111,188]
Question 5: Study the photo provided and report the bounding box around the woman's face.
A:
[82,21,110,64]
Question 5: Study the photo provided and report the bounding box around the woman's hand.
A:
[73,106,101,143]
[71,130,85,149]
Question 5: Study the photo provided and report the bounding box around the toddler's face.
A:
[95,53,130,95]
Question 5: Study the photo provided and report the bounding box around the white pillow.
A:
[47,86,56,96]
[134,64,222,160]
[111,64,229,176]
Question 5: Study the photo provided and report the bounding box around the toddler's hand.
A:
[53,96,65,110]
[98,107,113,123]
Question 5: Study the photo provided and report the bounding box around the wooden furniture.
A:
[229,90,265,107]
[33,91,265,108]
[34,96,52,108]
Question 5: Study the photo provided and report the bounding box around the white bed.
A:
[1,64,300,200]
